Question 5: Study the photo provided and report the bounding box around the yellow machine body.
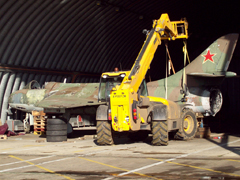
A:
[102,13,188,132]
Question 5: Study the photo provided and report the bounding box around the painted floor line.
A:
[79,156,161,180]
[0,163,34,173]
[0,156,75,173]
[0,145,136,174]
[0,155,55,167]
[226,159,240,163]
[103,138,240,180]
[149,158,240,177]
[0,150,109,173]
[9,155,74,180]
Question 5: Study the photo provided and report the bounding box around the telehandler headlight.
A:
[120,73,126,77]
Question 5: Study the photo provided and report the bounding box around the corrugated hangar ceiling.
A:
[0,0,240,123]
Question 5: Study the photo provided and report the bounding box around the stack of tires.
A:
[46,118,67,142]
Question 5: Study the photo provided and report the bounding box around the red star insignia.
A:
[202,50,216,64]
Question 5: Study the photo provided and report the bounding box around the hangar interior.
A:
[0,0,240,133]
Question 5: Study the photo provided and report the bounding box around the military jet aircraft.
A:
[7,33,238,130]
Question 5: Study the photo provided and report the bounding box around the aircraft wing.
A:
[36,82,105,108]
[36,96,104,108]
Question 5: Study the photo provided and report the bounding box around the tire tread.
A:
[152,121,168,146]
[96,121,113,145]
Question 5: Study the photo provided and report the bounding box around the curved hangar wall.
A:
[0,0,158,124]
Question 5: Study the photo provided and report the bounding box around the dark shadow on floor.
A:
[206,133,240,156]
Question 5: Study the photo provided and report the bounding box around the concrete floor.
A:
[0,131,240,180]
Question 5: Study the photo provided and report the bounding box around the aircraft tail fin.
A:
[186,33,239,75]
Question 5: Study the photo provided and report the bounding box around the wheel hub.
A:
[184,120,189,129]
[183,115,194,133]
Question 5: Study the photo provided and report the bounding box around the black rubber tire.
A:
[47,135,67,142]
[46,118,67,142]
[128,131,149,142]
[151,120,168,146]
[46,130,67,136]
[174,109,197,140]
[47,118,67,125]
[96,120,113,145]
[47,124,67,131]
